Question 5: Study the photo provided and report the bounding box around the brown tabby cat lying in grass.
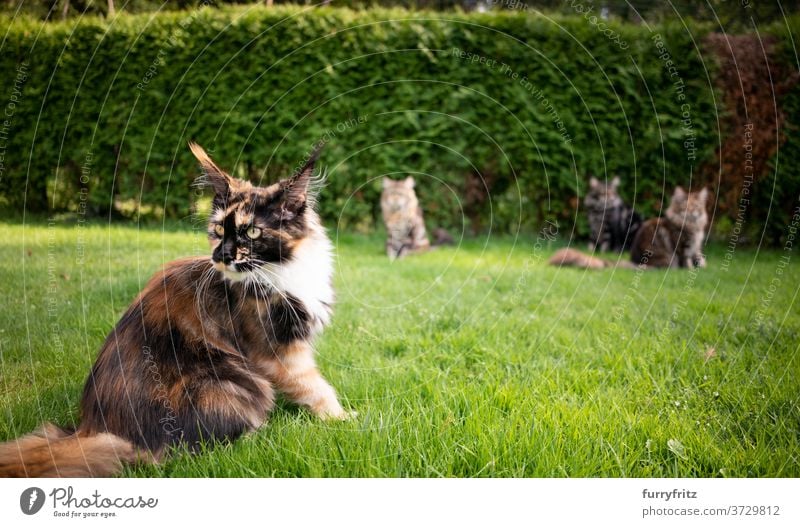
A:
[0,143,353,477]
[550,187,709,269]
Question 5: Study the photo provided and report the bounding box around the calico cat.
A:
[0,143,352,477]
[551,187,709,270]
[381,176,431,259]
[585,176,642,252]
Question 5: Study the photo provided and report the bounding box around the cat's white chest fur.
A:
[260,230,334,334]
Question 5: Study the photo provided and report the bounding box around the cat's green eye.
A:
[213,224,224,237]
[246,226,261,239]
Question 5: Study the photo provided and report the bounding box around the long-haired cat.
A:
[0,143,352,477]
[551,187,709,269]
[381,176,431,260]
[585,176,642,252]
[630,187,709,268]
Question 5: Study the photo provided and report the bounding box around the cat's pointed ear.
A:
[698,187,709,203]
[589,176,599,189]
[611,176,620,188]
[283,144,323,212]
[383,177,392,189]
[404,176,415,189]
[673,186,687,200]
[189,142,233,196]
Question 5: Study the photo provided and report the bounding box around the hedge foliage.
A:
[0,6,790,239]
[762,17,800,246]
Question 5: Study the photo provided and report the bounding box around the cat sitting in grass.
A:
[381,176,432,260]
[551,187,709,269]
[0,143,353,477]
[584,175,642,252]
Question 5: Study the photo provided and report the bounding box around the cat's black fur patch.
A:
[266,294,311,343]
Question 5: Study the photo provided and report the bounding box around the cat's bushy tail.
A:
[0,423,145,477]
[549,248,637,269]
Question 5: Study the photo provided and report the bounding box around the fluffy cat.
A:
[584,176,642,252]
[381,176,431,260]
[551,187,709,270]
[630,187,709,268]
[0,143,352,477]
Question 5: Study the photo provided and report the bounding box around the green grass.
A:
[1,217,798,477]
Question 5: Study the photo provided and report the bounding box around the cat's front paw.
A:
[340,410,359,421]
[318,407,357,421]
[696,255,707,268]
[312,398,356,421]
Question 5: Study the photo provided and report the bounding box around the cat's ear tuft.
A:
[189,142,233,196]
[283,144,323,212]
[589,176,599,189]
[697,187,708,205]
[404,176,415,189]
[673,186,686,200]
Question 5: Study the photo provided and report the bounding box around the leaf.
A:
[667,439,687,460]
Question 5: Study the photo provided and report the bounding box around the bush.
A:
[757,18,800,247]
[0,6,788,239]
[699,28,799,247]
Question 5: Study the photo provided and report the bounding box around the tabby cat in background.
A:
[551,187,709,269]
[381,176,432,259]
[584,176,642,252]
[0,143,353,477]
[631,187,709,268]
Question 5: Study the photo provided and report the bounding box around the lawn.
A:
[0,217,798,477]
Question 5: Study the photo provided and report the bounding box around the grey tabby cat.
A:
[585,176,642,252]
[381,176,431,260]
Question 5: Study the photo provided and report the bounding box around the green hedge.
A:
[0,6,739,234]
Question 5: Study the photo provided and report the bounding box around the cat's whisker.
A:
[248,269,287,343]
[251,267,303,322]
[249,267,306,331]
[250,274,275,335]
[194,265,220,327]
